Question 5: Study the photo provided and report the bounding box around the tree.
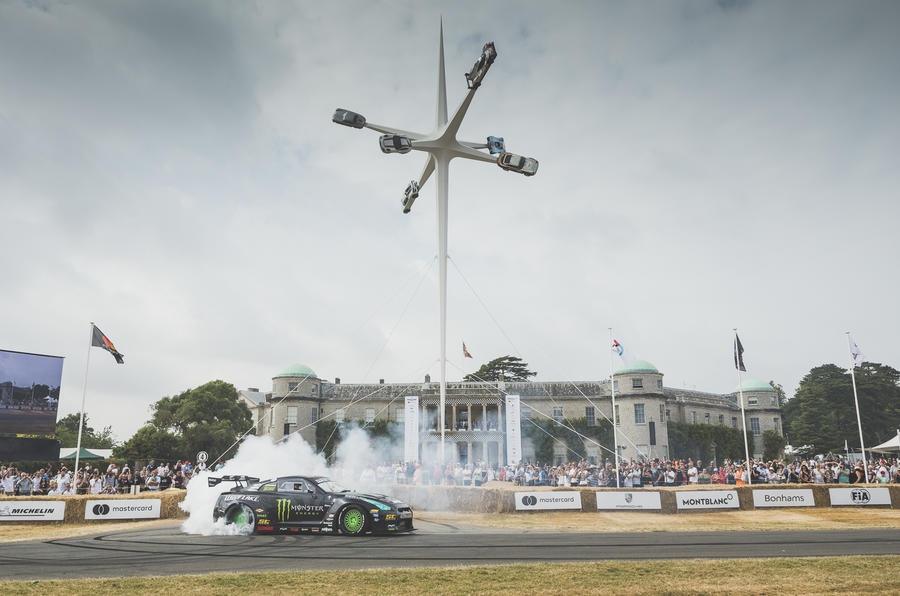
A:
[769,381,787,408]
[115,380,252,463]
[56,413,116,449]
[783,362,900,454]
[522,417,612,465]
[762,430,787,460]
[464,356,536,382]
[667,421,745,462]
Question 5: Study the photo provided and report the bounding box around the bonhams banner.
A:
[596,491,662,510]
[829,487,891,506]
[675,490,739,510]
[505,394,522,466]
[515,491,582,511]
[84,499,161,520]
[404,396,419,463]
[752,489,815,508]
[0,500,65,521]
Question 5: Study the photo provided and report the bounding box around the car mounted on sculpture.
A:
[332,108,366,129]
[487,136,505,155]
[379,134,412,154]
[402,180,419,213]
[210,475,414,535]
[465,42,497,89]
[497,152,538,176]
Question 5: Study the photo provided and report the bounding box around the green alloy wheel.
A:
[226,503,256,533]
[339,506,367,535]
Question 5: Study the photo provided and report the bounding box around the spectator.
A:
[15,472,33,495]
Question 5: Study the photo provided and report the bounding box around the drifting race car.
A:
[210,475,414,535]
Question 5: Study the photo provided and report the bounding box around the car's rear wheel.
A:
[338,505,367,535]
[225,503,256,534]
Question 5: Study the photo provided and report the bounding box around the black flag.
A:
[733,333,746,372]
[91,325,125,364]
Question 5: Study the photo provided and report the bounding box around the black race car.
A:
[209,475,414,535]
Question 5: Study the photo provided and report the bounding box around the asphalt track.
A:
[2,521,899,580]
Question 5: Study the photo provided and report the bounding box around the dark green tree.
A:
[464,356,536,382]
[762,430,787,460]
[667,421,745,462]
[113,425,185,462]
[522,417,613,464]
[56,413,116,449]
[783,362,900,453]
[769,381,787,408]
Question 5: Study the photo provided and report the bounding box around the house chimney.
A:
[424,374,431,383]
[334,377,340,384]
[379,378,385,384]
[247,387,259,392]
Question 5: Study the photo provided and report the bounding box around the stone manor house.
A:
[238,360,783,466]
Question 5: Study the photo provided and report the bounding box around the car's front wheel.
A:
[337,505,367,536]
[225,503,256,534]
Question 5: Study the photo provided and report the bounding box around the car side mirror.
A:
[307,488,314,494]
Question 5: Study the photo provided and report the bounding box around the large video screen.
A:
[0,349,64,438]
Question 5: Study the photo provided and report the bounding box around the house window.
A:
[632,378,643,389]
[665,409,671,421]
[773,417,779,431]
[634,403,645,424]
[395,408,404,422]
[731,417,737,428]
[748,395,758,405]
[690,411,696,424]
[719,414,724,425]
[585,406,595,426]
[286,406,298,425]
[272,382,276,393]
[750,417,761,436]
[613,380,619,391]
[521,406,532,420]
[615,404,620,425]
[704,413,710,424]
[657,379,663,390]
[311,407,318,423]
[311,384,318,396]
[552,407,563,423]
[553,442,567,465]
[770,396,778,406]
[288,382,299,392]
[365,408,375,424]
[659,404,665,421]
[335,408,345,423]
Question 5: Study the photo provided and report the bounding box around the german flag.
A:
[92,325,125,364]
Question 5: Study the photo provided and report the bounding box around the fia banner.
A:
[84,499,161,520]
[516,491,582,511]
[828,487,891,506]
[675,490,740,510]
[404,396,419,463]
[505,394,522,466]
[596,491,662,510]
[752,489,815,508]
[0,500,65,521]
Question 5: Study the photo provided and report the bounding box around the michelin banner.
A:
[675,490,739,510]
[596,491,662,510]
[0,500,65,521]
[404,396,419,463]
[829,487,891,506]
[505,394,521,466]
[84,499,161,520]
[752,489,815,508]
[516,491,582,511]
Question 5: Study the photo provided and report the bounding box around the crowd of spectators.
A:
[0,459,198,496]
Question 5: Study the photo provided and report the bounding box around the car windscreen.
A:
[314,479,349,493]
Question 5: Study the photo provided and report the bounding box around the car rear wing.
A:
[208,475,261,488]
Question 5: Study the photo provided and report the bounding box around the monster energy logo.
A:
[277,499,291,522]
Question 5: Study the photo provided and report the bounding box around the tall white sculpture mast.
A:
[333,21,538,464]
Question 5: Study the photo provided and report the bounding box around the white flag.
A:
[848,334,864,368]
[612,339,635,365]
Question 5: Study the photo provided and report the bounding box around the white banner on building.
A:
[0,500,65,521]
[505,394,522,466]
[84,499,161,520]
[675,490,739,510]
[829,487,891,506]
[753,489,815,508]
[516,491,582,511]
[403,396,419,463]
[596,491,662,510]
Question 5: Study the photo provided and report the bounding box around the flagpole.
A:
[846,332,869,483]
[734,329,752,485]
[608,328,620,488]
[74,322,95,477]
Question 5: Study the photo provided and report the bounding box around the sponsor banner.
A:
[675,490,739,510]
[0,500,65,521]
[753,489,815,508]
[596,491,662,510]
[829,487,891,506]
[505,394,522,466]
[404,396,419,463]
[84,499,161,520]
[516,491,582,511]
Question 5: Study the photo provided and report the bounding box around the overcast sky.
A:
[2,0,898,442]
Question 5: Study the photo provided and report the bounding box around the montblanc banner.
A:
[0,500,65,521]
[752,489,815,508]
[675,490,739,510]
[403,396,419,463]
[515,491,582,511]
[84,499,161,520]
[505,394,522,465]
[596,491,662,510]
[829,487,891,506]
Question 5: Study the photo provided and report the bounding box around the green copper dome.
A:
[275,364,318,379]
[614,359,659,374]
[734,378,774,393]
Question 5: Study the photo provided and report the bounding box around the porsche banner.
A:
[505,394,522,465]
[404,396,419,463]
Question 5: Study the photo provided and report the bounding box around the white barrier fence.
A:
[0,500,65,521]
[84,499,161,520]
[752,489,815,508]
[515,491,582,511]
[596,491,662,510]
